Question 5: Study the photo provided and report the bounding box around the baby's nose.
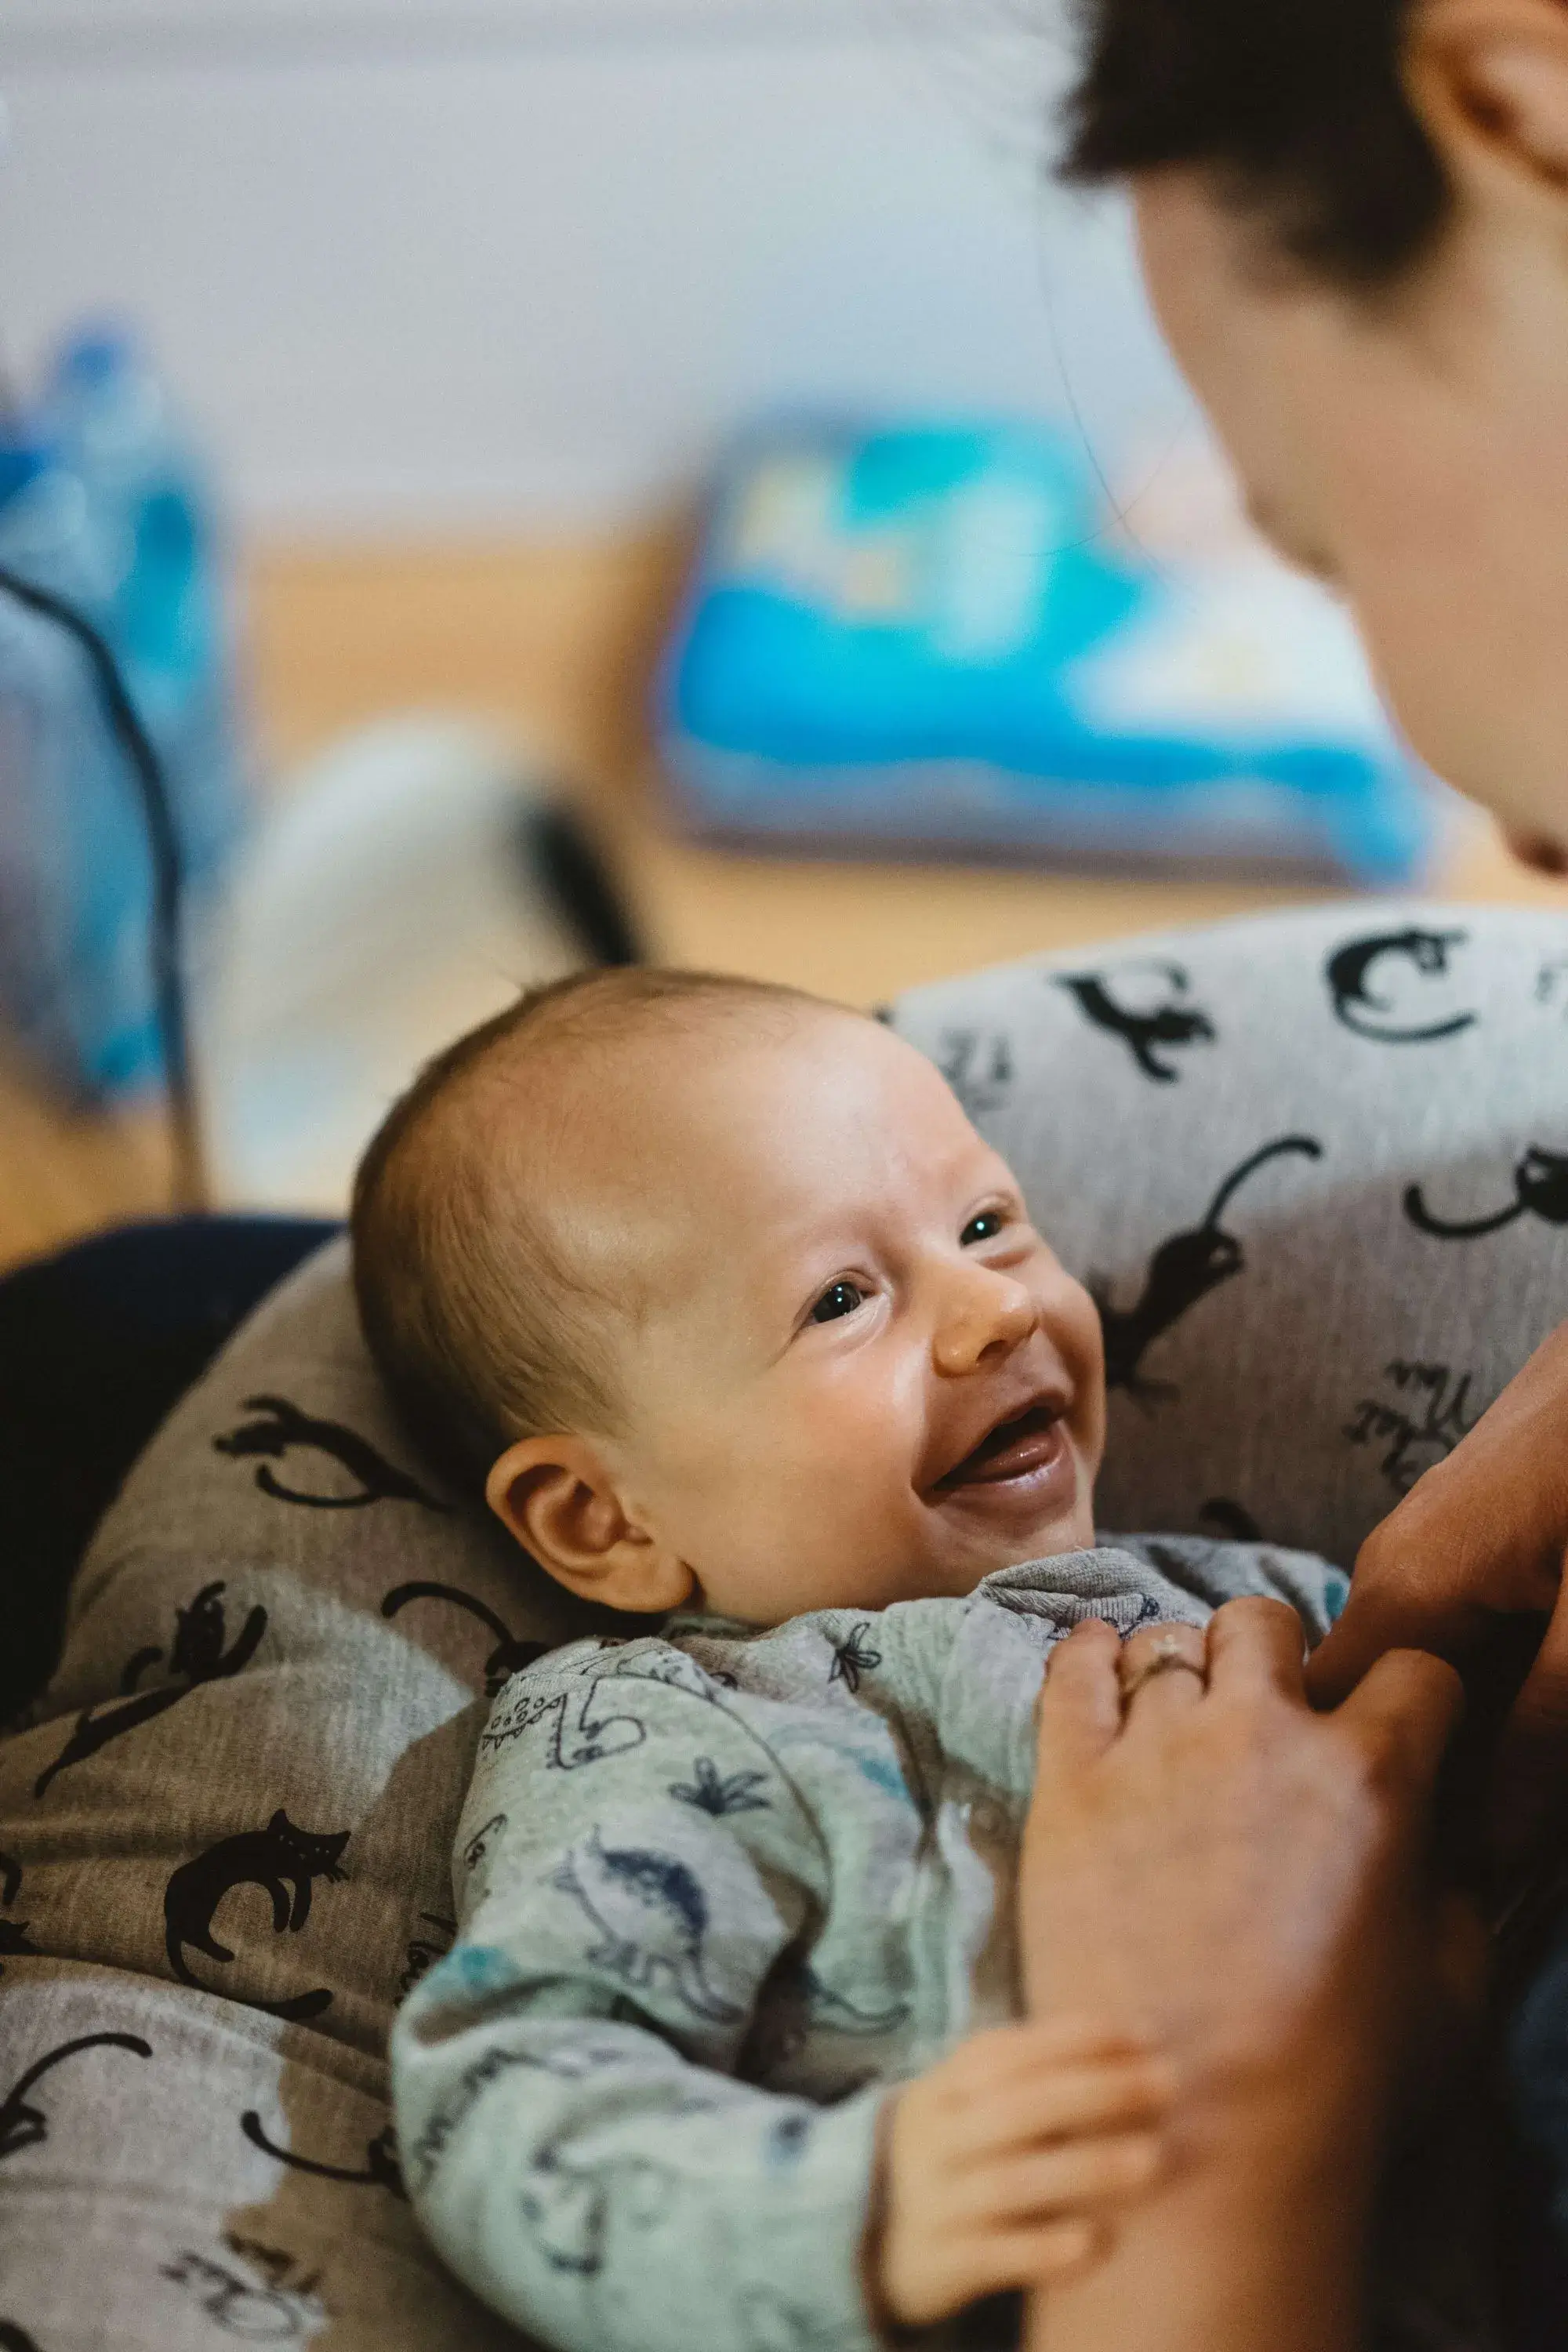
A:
[932,1267,1039,1375]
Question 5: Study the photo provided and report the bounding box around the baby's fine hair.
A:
[351,965,840,1488]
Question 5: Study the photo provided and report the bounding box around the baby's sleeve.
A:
[391,1639,887,2352]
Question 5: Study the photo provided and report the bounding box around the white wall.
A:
[0,0,1196,531]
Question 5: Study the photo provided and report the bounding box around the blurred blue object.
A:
[659,419,1436,884]
[0,325,245,1098]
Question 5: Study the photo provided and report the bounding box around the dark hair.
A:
[1064,0,1450,287]
[351,966,831,1488]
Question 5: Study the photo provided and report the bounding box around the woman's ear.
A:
[1410,0,1568,210]
[485,1434,696,1615]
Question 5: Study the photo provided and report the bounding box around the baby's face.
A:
[546,1007,1105,1624]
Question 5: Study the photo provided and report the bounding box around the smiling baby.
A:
[352,969,1344,2352]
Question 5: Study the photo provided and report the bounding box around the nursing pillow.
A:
[4,899,1567,2349]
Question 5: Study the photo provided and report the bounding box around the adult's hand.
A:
[1016,1605,1469,2352]
[1022,1603,1467,2163]
[1307,1319,1568,1867]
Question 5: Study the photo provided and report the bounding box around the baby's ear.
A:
[485,1435,695,1615]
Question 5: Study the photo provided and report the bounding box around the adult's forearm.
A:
[1012,1605,1459,2352]
[1024,2105,1375,2352]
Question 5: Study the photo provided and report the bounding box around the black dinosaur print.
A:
[403,2030,668,2191]
[554,1828,743,2024]
[1198,1497,1265,1544]
[459,1813,508,1879]
[214,1395,449,1511]
[1405,1145,1568,1240]
[611,1649,735,1698]
[0,1853,19,1906]
[241,2109,405,2197]
[0,2031,152,2161]
[827,1624,882,1694]
[34,1580,267,1798]
[1055,961,1216,1083]
[1094,1134,1325,1403]
[381,1581,554,1696]
[1344,1361,1483,1495]
[518,2138,677,2279]
[1325,926,1476,1044]
[669,1758,771,1816]
[405,2045,540,2192]
[163,1811,348,2022]
[938,1029,1015,1118]
[161,2249,321,2341]
[0,2325,42,2351]
[478,1672,647,1769]
[399,1909,457,1996]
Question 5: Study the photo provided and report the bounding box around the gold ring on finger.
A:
[1121,1637,1208,1705]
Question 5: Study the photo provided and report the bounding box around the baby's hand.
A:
[872,2016,1173,2329]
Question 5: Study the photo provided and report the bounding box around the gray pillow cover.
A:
[2,898,1567,2350]
[0,1244,595,2350]
[895,900,1568,1566]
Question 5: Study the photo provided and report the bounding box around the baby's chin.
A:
[916,1511,1098,1606]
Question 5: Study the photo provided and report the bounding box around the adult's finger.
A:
[1336,1646,1466,1798]
[1305,1529,1488,1711]
[1118,1621,1208,1723]
[1494,1552,1568,1868]
[1305,1403,1568,1711]
[1203,1595,1311,1703]
[1036,1618,1122,1778]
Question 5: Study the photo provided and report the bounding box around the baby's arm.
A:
[873,2016,1173,2329]
[394,1643,1171,2351]
[395,1647,880,2350]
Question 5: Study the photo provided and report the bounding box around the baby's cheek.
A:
[1058,1284,1108,1419]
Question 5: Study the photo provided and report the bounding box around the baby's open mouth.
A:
[935,1401,1065,1490]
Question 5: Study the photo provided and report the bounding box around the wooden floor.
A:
[2,520,1563,1275]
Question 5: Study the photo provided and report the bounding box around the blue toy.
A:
[659,419,1436,884]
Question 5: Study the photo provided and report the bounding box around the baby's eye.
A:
[961,1209,1008,1246]
[811,1279,867,1325]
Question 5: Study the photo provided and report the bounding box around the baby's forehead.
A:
[548,1000,949,1160]
[485,1001,985,1279]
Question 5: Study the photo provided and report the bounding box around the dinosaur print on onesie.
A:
[553,1828,743,2027]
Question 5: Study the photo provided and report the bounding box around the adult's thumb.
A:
[1337,1646,1467,1799]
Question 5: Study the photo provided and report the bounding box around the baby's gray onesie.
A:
[392,1538,1345,2352]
